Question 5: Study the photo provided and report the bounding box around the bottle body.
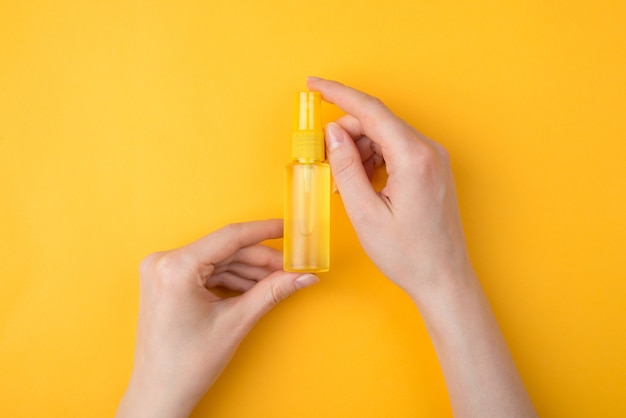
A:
[284,161,330,272]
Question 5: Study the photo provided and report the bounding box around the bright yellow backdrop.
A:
[1,1,625,417]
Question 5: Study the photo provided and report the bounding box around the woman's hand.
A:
[308,77,472,302]
[308,77,537,417]
[116,219,318,418]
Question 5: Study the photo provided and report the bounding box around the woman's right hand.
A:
[309,77,537,418]
[307,77,473,302]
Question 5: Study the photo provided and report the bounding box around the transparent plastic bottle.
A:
[284,91,330,272]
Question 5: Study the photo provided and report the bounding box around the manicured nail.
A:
[331,180,339,194]
[325,122,344,152]
[294,274,320,289]
[307,76,324,82]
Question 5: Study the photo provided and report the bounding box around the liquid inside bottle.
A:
[284,161,330,272]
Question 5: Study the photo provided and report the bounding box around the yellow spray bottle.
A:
[284,91,330,272]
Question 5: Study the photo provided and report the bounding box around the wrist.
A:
[410,269,486,337]
[402,262,479,315]
[116,367,199,418]
[405,267,537,417]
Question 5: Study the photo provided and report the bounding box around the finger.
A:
[336,95,437,155]
[182,219,283,272]
[236,271,319,324]
[334,114,365,139]
[355,136,377,163]
[337,115,385,164]
[216,244,283,272]
[336,115,384,182]
[363,155,376,182]
[212,262,275,282]
[307,78,395,128]
[307,78,414,168]
[336,114,413,160]
[325,122,390,222]
[206,272,256,293]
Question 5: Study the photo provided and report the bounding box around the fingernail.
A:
[307,76,324,82]
[294,274,320,289]
[326,122,344,152]
[331,179,339,194]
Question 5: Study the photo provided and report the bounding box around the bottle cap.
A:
[292,91,325,162]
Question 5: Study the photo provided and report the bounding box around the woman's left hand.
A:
[116,219,319,418]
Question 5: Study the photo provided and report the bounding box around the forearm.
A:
[410,271,537,418]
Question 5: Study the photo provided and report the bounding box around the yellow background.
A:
[1,1,625,416]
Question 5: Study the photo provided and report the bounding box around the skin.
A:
[308,77,537,417]
[116,78,537,417]
[116,220,319,418]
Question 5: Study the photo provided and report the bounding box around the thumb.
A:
[237,272,319,324]
[325,122,384,221]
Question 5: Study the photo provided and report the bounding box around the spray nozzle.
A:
[292,91,325,162]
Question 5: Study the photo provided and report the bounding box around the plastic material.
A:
[284,91,330,272]
[291,91,325,162]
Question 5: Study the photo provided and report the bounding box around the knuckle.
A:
[410,141,437,169]
[141,251,193,289]
[360,95,390,127]
[223,222,242,233]
[155,252,190,276]
[139,252,159,275]
[269,282,288,305]
[364,94,385,109]
[222,222,245,246]
[139,251,166,280]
